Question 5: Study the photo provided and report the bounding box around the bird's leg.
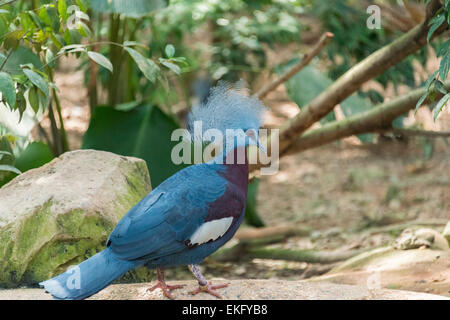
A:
[148,268,184,299]
[188,264,229,299]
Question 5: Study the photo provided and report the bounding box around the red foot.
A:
[148,281,185,300]
[189,282,229,299]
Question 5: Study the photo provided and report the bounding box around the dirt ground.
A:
[32,52,449,292]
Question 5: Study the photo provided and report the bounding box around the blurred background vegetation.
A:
[1,0,450,294]
[0,0,449,223]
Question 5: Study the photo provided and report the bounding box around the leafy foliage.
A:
[310,0,429,91]
[82,104,187,187]
[415,1,450,120]
[151,0,303,82]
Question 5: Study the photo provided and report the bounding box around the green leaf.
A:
[427,13,445,43]
[19,12,35,31]
[28,86,40,113]
[244,178,265,227]
[0,71,16,110]
[0,150,11,161]
[123,40,148,49]
[82,104,186,187]
[45,49,55,68]
[3,31,21,51]
[0,164,21,175]
[22,68,49,97]
[437,40,450,57]
[425,71,438,89]
[165,44,175,58]
[87,51,113,73]
[434,80,448,95]
[15,142,53,172]
[433,93,450,121]
[75,0,88,12]
[0,46,43,74]
[125,47,159,83]
[91,0,168,18]
[58,44,87,54]
[28,11,44,30]
[38,5,52,27]
[77,21,92,37]
[439,51,450,81]
[160,60,181,75]
[37,86,49,110]
[46,5,61,32]
[58,0,68,22]
[0,136,14,165]
[415,91,429,114]
[114,100,140,111]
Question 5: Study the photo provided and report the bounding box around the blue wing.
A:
[107,163,228,261]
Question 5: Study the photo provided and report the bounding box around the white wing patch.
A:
[189,217,233,245]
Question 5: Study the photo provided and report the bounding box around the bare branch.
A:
[380,128,450,138]
[256,32,334,100]
[285,80,450,155]
[236,224,312,241]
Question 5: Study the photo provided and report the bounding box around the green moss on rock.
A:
[0,150,153,288]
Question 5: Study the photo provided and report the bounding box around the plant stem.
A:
[47,67,69,153]
[108,13,122,106]
[47,102,63,156]
[256,32,334,100]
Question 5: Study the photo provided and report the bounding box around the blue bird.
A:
[40,81,266,300]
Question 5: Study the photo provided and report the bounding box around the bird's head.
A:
[187,80,266,156]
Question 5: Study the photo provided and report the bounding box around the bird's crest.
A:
[187,80,266,140]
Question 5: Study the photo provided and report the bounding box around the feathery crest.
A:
[187,80,266,140]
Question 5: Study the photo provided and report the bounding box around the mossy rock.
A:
[0,150,152,288]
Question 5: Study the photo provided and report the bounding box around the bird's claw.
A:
[148,281,185,300]
[189,282,229,299]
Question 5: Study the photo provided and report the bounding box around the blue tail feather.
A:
[40,248,138,300]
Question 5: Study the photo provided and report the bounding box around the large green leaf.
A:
[14,142,53,173]
[0,141,54,187]
[125,47,159,83]
[87,51,113,73]
[91,0,167,18]
[281,64,335,124]
[0,136,16,187]
[0,71,16,110]
[0,164,21,175]
[244,178,265,227]
[0,46,43,75]
[82,104,188,187]
[23,68,49,98]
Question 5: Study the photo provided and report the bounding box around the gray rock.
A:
[0,150,151,287]
[393,228,449,250]
[0,280,447,300]
[443,222,450,246]
[307,246,450,297]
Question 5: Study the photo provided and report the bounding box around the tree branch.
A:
[236,224,312,241]
[256,32,334,100]
[254,0,446,167]
[285,80,450,155]
[379,128,450,138]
